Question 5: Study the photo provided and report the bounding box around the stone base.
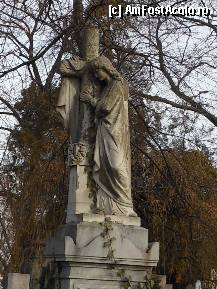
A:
[7,273,30,289]
[43,219,161,289]
[52,265,166,289]
[69,213,141,226]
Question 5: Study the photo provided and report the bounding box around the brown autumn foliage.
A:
[3,83,68,274]
[1,80,216,287]
[128,97,217,282]
[132,148,217,284]
[0,0,217,287]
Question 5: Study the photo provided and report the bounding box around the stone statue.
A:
[56,56,86,131]
[44,30,161,289]
[80,56,135,216]
[56,29,136,218]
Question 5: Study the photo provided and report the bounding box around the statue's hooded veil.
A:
[91,56,135,215]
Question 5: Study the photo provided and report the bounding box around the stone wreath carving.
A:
[68,142,87,166]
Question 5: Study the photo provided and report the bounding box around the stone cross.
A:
[57,27,100,222]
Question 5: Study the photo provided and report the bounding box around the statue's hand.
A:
[80,91,92,104]
[95,99,109,118]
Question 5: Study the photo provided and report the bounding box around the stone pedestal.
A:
[7,273,30,289]
[67,166,92,222]
[44,216,161,289]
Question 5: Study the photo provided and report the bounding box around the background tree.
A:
[0,0,217,287]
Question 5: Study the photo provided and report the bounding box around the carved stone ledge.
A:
[69,213,141,226]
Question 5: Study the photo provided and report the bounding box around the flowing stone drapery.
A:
[90,56,136,216]
[56,57,85,133]
[57,40,136,217]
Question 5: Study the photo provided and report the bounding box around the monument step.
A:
[45,221,159,268]
[69,213,141,226]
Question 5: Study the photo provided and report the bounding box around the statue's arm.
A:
[96,80,124,116]
[58,58,85,77]
[80,90,98,107]
[58,60,75,77]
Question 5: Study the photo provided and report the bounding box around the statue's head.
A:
[91,56,121,82]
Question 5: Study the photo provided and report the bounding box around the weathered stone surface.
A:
[7,273,30,289]
[165,285,173,289]
[57,28,136,217]
[66,166,92,223]
[45,221,159,267]
[82,27,99,61]
[69,213,141,226]
[153,274,167,288]
[44,221,159,289]
[57,28,100,220]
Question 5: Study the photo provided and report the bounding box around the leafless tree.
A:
[0,0,217,282]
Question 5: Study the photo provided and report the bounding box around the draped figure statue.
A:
[81,56,136,216]
[57,54,136,217]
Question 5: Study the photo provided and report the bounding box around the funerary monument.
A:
[43,27,161,289]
